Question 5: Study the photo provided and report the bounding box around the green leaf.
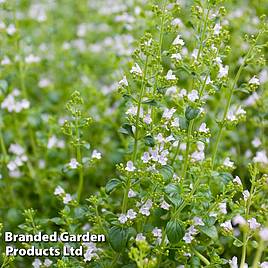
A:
[199,225,218,240]
[118,123,134,137]
[233,238,243,247]
[50,217,65,225]
[160,165,174,181]
[144,135,155,147]
[108,226,128,251]
[166,220,185,244]
[105,179,122,194]
[142,99,158,106]
[0,80,8,93]
[185,106,200,121]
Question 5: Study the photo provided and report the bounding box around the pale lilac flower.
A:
[187,90,199,102]
[218,64,229,78]
[32,259,42,268]
[118,214,128,224]
[233,176,242,185]
[232,215,246,225]
[6,24,16,35]
[243,190,250,201]
[125,161,135,172]
[136,233,146,241]
[92,150,102,159]
[213,23,222,35]
[252,137,261,148]
[259,228,268,241]
[69,158,79,169]
[152,227,162,238]
[171,117,180,127]
[141,152,150,163]
[25,54,41,64]
[248,218,260,230]
[183,226,197,243]
[261,262,268,268]
[223,157,234,168]
[44,259,52,267]
[139,199,153,216]
[127,209,137,220]
[143,114,152,124]
[171,53,182,61]
[128,189,137,198]
[162,108,176,120]
[199,123,209,133]
[220,220,233,231]
[193,217,205,226]
[191,150,205,162]
[166,70,176,80]
[160,200,170,210]
[119,76,128,87]
[63,194,72,204]
[229,256,238,268]
[54,186,65,196]
[130,63,142,76]
[219,202,227,214]
[249,76,260,85]
[253,150,268,164]
[172,34,184,46]
[83,243,100,262]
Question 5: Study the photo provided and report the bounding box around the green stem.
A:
[132,55,149,162]
[191,248,210,265]
[182,120,194,179]
[252,240,265,268]
[211,32,261,169]
[0,128,7,158]
[76,117,84,202]
[111,253,121,268]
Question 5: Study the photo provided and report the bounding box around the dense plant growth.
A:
[0,0,267,267]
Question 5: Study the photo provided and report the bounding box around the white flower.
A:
[193,217,205,226]
[6,24,16,35]
[25,54,41,64]
[233,176,242,185]
[223,157,234,168]
[183,226,197,243]
[63,193,72,204]
[39,78,51,88]
[249,76,260,85]
[187,90,199,102]
[136,233,146,241]
[229,256,238,268]
[220,220,233,231]
[242,190,250,201]
[125,161,135,172]
[44,259,52,267]
[219,202,227,214]
[213,23,222,35]
[166,69,176,80]
[1,56,11,65]
[171,53,182,61]
[232,215,246,225]
[260,228,268,241]
[171,117,180,127]
[139,199,152,216]
[244,92,259,106]
[199,123,209,133]
[152,227,162,238]
[54,186,65,196]
[261,262,268,268]
[83,243,100,262]
[127,209,137,220]
[32,259,42,268]
[141,152,150,163]
[252,137,261,148]
[119,76,128,87]
[191,150,205,162]
[69,158,79,169]
[253,150,268,164]
[118,214,128,224]
[248,218,260,230]
[130,63,142,76]
[92,150,102,159]
[9,144,25,155]
[160,200,170,210]
[218,64,229,78]
[143,114,152,124]
[162,108,176,120]
[128,189,137,198]
[172,34,185,46]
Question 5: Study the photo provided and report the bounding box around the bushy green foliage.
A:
[0,0,267,267]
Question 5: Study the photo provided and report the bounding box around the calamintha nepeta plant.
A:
[0,0,267,267]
